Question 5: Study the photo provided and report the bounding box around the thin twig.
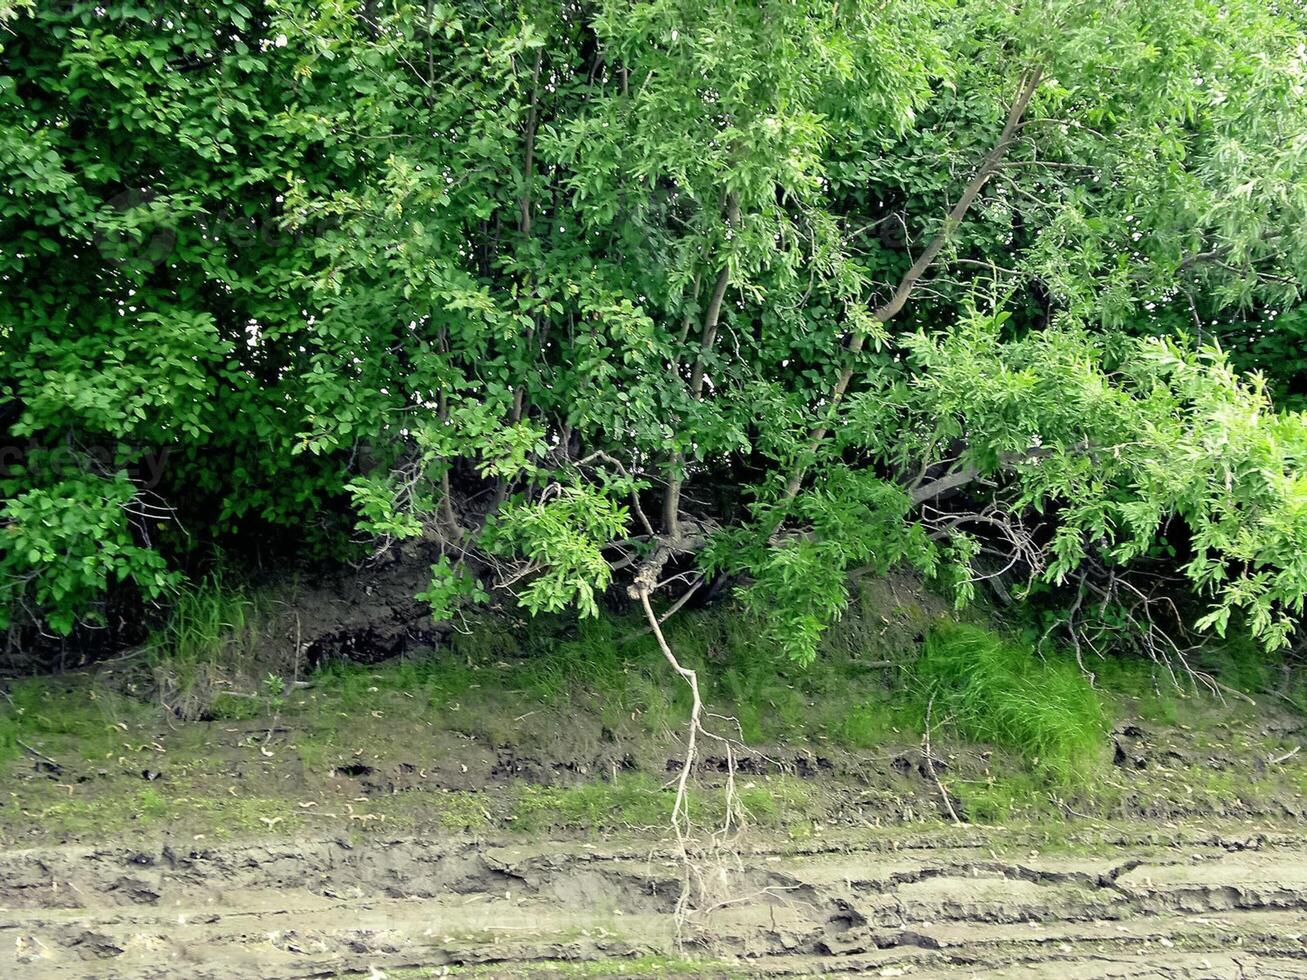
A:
[17,739,61,769]
[922,695,963,826]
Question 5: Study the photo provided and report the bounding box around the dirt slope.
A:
[5,824,1307,978]
[5,577,1307,977]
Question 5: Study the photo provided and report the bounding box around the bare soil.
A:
[5,823,1307,978]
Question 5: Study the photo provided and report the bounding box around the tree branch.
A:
[663,194,740,539]
[782,66,1044,503]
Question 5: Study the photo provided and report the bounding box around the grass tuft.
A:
[144,572,267,720]
[916,622,1106,781]
[147,571,262,665]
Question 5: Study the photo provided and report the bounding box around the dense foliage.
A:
[2,0,1305,665]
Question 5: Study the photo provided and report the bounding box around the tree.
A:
[1,0,1303,673]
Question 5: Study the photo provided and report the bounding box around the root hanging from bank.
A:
[635,584,747,942]
[922,694,964,826]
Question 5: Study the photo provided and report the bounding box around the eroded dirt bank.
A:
[5,577,1307,977]
[5,824,1307,978]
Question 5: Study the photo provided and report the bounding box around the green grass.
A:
[307,605,873,746]
[287,576,946,758]
[0,676,148,765]
[0,713,14,765]
[916,622,1107,781]
[312,654,481,712]
[1197,635,1307,712]
[146,571,262,666]
[11,787,305,842]
[507,773,818,834]
[1092,630,1307,725]
[1094,655,1186,724]
[510,773,673,832]
[952,771,1055,824]
[291,597,1116,789]
[433,792,495,832]
[829,692,920,748]
[487,590,931,747]
[143,572,270,720]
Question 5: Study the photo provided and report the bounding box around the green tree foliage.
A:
[1,0,1304,664]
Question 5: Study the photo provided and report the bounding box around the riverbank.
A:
[3,577,1306,976]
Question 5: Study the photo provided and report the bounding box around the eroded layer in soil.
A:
[5,825,1307,978]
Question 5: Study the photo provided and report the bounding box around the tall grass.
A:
[147,572,261,666]
[145,572,266,719]
[916,622,1106,780]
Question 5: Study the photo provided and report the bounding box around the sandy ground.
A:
[4,824,1307,978]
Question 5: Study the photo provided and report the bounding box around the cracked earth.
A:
[5,825,1307,978]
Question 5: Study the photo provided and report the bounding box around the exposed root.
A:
[636,585,746,942]
[16,737,62,771]
[922,694,964,827]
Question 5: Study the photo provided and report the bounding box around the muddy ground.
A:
[5,695,1307,979]
[4,823,1307,978]
[5,571,1307,977]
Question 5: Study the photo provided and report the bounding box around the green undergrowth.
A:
[307,577,941,750]
[140,571,272,721]
[0,676,150,766]
[1090,631,1307,727]
[4,586,1293,775]
[918,622,1107,781]
[4,767,821,845]
[144,571,263,667]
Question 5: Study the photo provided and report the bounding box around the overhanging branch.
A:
[782,65,1045,503]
